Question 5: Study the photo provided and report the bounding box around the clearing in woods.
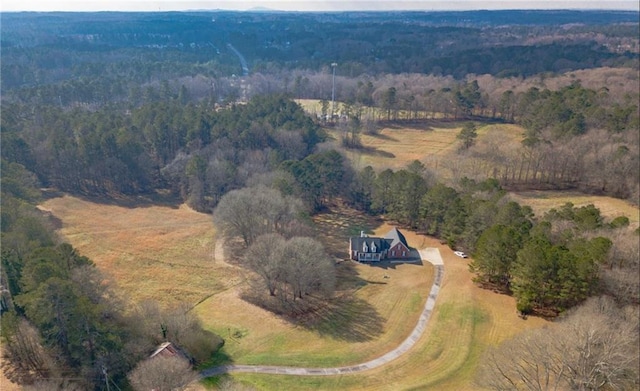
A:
[509,190,640,229]
[40,196,548,390]
[300,103,639,226]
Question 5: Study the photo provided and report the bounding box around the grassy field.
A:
[333,122,525,174]
[40,195,550,390]
[509,190,640,229]
[39,195,243,308]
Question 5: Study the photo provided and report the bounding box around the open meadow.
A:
[39,195,240,308]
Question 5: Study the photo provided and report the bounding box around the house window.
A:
[392,250,395,257]
[363,242,368,253]
[402,251,406,257]
[371,241,377,252]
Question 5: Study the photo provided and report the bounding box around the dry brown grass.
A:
[39,195,243,308]
[0,365,21,391]
[329,122,524,175]
[509,191,640,230]
[324,119,639,229]
[39,195,552,390]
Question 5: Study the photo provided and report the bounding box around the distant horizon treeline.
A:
[2,11,638,91]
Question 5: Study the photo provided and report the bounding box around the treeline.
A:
[5,68,638,201]
[1,12,637,112]
[2,94,323,211]
[0,160,223,389]
[344,163,639,315]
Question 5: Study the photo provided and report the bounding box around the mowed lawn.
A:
[195,217,434,369]
[211,228,549,391]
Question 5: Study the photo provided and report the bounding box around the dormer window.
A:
[362,242,368,253]
[371,241,377,252]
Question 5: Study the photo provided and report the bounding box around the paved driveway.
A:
[200,248,445,378]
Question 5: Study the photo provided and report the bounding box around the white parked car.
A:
[454,251,468,258]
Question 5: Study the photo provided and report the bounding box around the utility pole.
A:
[331,62,338,120]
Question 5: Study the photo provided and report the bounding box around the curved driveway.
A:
[200,248,444,378]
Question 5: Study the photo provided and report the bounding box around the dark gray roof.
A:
[384,227,409,249]
[350,227,409,253]
[349,237,391,253]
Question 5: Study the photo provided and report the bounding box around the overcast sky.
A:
[2,0,639,12]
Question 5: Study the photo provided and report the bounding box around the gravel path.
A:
[200,248,444,378]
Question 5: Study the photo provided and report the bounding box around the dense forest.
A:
[1,10,639,390]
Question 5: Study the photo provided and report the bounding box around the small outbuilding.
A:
[149,342,190,362]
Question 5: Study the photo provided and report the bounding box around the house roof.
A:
[150,342,185,360]
[350,227,409,253]
[384,227,409,249]
[349,236,390,253]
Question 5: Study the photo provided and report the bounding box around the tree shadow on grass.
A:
[365,132,399,142]
[359,146,396,159]
[297,293,385,342]
[42,187,183,209]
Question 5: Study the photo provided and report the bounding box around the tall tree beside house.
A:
[371,168,395,214]
[385,169,428,228]
[348,165,377,213]
[419,183,466,243]
[128,356,198,391]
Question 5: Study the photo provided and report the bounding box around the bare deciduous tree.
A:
[2,317,59,385]
[244,234,336,306]
[213,185,303,246]
[244,233,287,296]
[476,296,639,391]
[280,236,336,301]
[131,301,223,364]
[128,356,198,391]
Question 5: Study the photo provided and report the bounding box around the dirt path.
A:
[199,248,444,378]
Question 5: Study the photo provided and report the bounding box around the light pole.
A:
[331,62,337,119]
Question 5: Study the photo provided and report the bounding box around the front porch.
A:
[357,252,382,262]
